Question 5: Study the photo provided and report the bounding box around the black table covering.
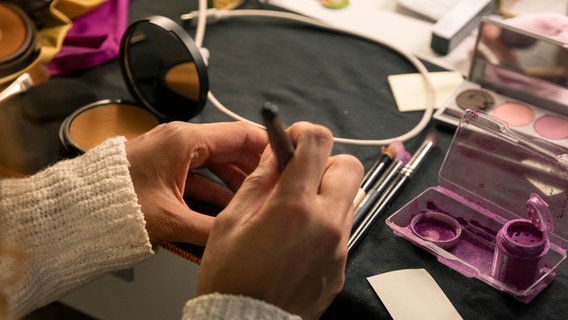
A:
[0,0,565,319]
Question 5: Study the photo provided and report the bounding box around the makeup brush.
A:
[349,133,438,252]
[0,64,50,102]
[353,141,406,206]
[352,149,411,232]
[360,141,405,192]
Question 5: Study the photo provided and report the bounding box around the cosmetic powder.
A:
[410,211,462,250]
[414,221,456,241]
[455,89,495,110]
[533,115,568,140]
[506,222,545,245]
[68,103,160,152]
[0,2,36,78]
[0,3,27,60]
[493,102,534,126]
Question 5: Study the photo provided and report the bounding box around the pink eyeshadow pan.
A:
[534,115,568,140]
[493,102,534,126]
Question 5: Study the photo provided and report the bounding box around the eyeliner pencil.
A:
[348,133,438,252]
[351,150,411,233]
[261,102,295,171]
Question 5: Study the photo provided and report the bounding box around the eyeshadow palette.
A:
[434,16,568,149]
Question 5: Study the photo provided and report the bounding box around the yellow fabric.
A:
[0,0,107,86]
[56,0,108,19]
[0,0,69,86]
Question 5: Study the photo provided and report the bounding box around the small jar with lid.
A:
[490,193,554,290]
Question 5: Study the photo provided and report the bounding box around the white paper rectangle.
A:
[387,71,464,112]
[367,269,462,320]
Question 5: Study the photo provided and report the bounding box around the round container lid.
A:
[119,16,209,122]
[526,193,554,233]
[410,211,462,250]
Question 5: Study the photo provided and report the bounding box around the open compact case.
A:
[434,16,568,149]
[59,16,209,155]
[58,16,212,263]
[386,108,568,303]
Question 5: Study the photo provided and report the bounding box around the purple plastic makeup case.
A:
[386,108,568,303]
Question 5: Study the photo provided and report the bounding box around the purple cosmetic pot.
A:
[491,194,553,290]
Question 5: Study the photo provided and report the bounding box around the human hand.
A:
[125,121,268,246]
[197,122,364,319]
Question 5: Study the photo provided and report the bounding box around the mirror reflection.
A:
[164,62,201,100]
[470,18,568,113]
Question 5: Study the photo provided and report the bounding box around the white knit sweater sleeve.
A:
[0,137,154,319]
[182,293,302,320]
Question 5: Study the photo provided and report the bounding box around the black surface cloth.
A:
[1,0,566,318]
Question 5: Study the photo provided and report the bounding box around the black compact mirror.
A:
[120,16,209,121]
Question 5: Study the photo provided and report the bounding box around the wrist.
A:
[183,293,302,320]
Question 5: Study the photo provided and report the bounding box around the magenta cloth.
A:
[47,0,129,76]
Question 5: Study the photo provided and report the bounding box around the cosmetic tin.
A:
[59,99,161,155]
[386,108,568,303]
[434,16,568,149]
[0,2,37,77]
[59,16,209,155]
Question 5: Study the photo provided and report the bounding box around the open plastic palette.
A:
[386,108,568,303]
[434,16,568,149]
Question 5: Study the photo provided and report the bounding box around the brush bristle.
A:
[384,140,405,158]
[27,64,50,86]
[395,150,411,164]
[425,133,438,147]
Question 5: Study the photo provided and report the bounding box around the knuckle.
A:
[292,122,333,144]
[233,120,255,130]
[334,154,364,178]
[150,121,187,141]
[287,199,312,220]
[242,170,266,189]
[324,221,345,246]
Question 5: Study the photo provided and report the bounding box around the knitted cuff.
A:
[182,293,302,320]
[0,137,154,318]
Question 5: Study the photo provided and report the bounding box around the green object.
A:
[321,0,349,9]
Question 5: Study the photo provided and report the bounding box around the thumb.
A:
[171,207,215,245]
[145,195,215,246]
